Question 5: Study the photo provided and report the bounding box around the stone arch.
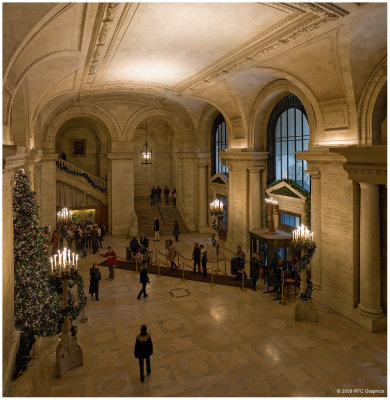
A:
[357,57,387,146]
[249,79,320,150]
[43,103,120,149]
[123,106,195,147]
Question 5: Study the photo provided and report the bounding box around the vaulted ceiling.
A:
[3,2,387,146]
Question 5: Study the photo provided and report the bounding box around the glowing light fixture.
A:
[141,120,152,165]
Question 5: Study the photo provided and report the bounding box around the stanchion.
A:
[181,263,186,282]
[80,307,88,323]
[279,271,286,305]
[241,270,246,291]
[210,267,216,286]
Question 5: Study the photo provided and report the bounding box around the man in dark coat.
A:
[90,225,99,254]
[150,186,155,206]
[250,253,260,291]
[200,244,207,277]
[137,261,150,299]
[153,217,160,241]
[140,235,149,250]
[163,186,170,204]
[192,242,201,273]
[134,324,153,382]
[130,236,140,261]
[89,263,101,300]
[155,186,162,203]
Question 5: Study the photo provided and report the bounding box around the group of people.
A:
[51,221,106,257]
[191,242,208,277]
[129,234,150,262]
[150,186,176,206]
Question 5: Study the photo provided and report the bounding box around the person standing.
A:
[250,253,260,291]
[156,186,162,203]
[171,188,176,206]
[66,226,73,249]
[90,225,99,254]
[150,186,156,206]
[84,224,91,250]
[167,240,177,272]
[192,242,201,273]
[153,217,160,241]
[130,236,140,262]
[163,186,170,205]
[137,261,150,299]
[100,246,117,280]
[200,244,208,277]
[99,222,105,244]
[97,225,103,248]
[52,229,59,254]
[140,234,149,251]
[79,232,87,257]
[173,220,180,242]
[134,324,153,382]
[89,263,101,300]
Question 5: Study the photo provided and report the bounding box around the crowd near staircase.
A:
[134,197,192,237]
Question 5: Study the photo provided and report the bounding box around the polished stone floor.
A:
[10,233,387,397]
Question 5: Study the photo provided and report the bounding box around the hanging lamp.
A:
[141,119,152,165]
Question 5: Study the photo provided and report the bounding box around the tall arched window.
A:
[211,114,228,175]
[268,94,310,191]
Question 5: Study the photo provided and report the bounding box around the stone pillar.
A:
[358,182,383,317]
[260,167,267,228]
[307,169,321,290]
[248,168,262,232]
[40,154,58,231]
[108,153,136,236]
[198,153,210,232]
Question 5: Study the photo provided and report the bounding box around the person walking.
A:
[250,253,260,291]
[163,186,170,205]
[200,244,208,277]
[171,188,176,206]
[100,246,117,280]
[167,240,177,272]
[89,263,101,300]
[192,242,201,273]
[134,324,153,382]
[153,217,160,241]
[137,261,150,299]
[173,220,180,242]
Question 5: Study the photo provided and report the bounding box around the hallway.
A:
[9,233,387,397]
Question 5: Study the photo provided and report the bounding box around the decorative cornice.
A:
[178,4,347,93]
[85,3,119,85]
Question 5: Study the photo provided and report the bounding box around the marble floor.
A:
[10,233,387,397]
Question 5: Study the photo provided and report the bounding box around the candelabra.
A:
[57,207,73,224]
[51,248,83,377]
[210,199,224,234]
[265,198,279,233]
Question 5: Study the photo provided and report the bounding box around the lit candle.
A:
[54,254,57,268]
[59,253,62,266]
[50,257,53,273]
[72,253,75,265]
[68,250,70,263]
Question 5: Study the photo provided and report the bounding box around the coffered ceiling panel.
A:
[102,3,291,86]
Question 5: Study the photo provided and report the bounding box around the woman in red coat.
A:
[100,246,117,280]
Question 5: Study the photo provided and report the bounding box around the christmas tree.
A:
[13,168,62,337]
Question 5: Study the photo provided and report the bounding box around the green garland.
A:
[265,179,311,230]
[294,240,317,302]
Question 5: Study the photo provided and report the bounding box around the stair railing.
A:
[155,201,166,225]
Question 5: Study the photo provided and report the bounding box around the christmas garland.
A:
[294,240,317,302]
[265,179,311,229]
[56,160,107,193]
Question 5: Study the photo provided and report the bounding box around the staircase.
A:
[135,198,193,237]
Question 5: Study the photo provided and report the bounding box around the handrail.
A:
[56,158,107,192]
[155,201,166,225]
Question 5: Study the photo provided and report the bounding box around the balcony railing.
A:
[56,158,107,193]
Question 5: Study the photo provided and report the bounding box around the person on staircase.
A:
[163,186,170,205]
[150,186,156,206]
[167,240,177,272]
[173,220,180,242]
[153,217,160,241]
[156,186,162,203]
[171,188,176,206]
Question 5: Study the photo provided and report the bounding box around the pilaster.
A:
[197,153,211,232]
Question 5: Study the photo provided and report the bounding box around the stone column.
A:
[198,153,210,232]
[40,154,58,231]
[108,152,136,236]
[358,182,383,317]
[307,169,321,290]
[248,168,262,232]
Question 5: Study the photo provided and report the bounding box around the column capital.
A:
[306,169,321,179]
[248,166,264,174]
[222,149,267,170]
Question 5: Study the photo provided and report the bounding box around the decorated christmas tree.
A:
[13,168,62,337]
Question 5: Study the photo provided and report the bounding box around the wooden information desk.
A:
[249,228,292,265]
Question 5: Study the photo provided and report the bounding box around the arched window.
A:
[268,94,310,191]
[211,114,228,175]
